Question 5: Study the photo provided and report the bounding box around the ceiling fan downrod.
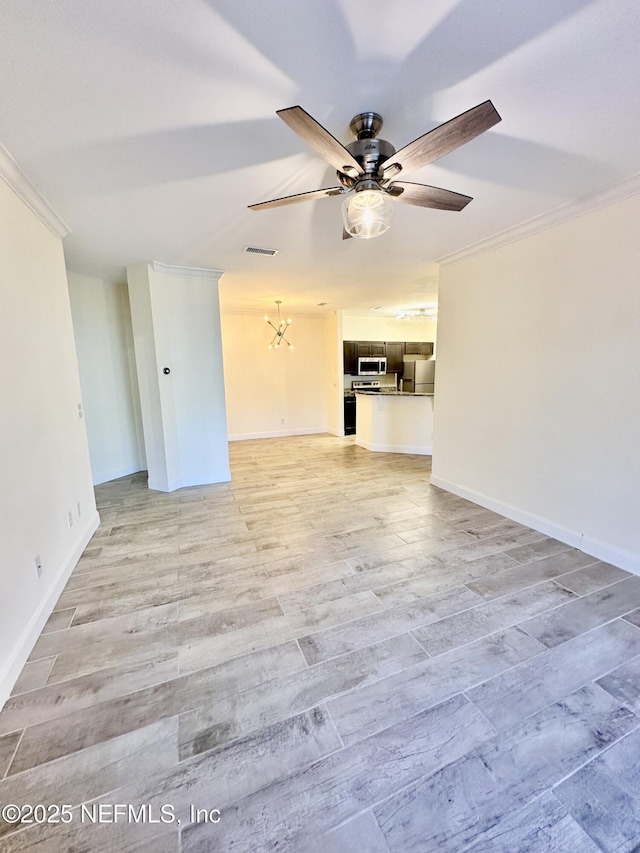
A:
[349,111,383,140]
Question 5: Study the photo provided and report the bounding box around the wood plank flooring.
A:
[1,434,640,851]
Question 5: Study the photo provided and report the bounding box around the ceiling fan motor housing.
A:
[338,137,396,188]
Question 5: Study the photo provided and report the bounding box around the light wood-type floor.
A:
[2,434,640,851]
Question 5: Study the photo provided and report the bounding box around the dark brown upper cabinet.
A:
[356,341,386,358]
[343,340,434,375]
[343,341,357,374]
[385,342,404,372]
[405,342,434,357]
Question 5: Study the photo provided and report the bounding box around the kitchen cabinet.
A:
[405,342,434,357]
[356,341,386,358]
[385,342,404,373]
[345,341,385,374]
[343,340,434,375]
[343,341,357,375]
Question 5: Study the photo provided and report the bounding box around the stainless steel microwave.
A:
[358,356,387,375]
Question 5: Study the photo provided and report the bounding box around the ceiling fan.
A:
[248,101,501,239]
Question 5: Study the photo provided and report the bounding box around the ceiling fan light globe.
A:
[342,190,393,239]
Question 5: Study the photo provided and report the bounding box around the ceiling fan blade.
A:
[248,186,344,211]
[277,106,364,177]
[380,100,501,178]
[388,182,472,211]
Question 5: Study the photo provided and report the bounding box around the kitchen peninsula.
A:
[354,390,434,455]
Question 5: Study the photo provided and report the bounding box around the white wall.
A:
[128,263,230,491]
[432,192,640,572]
[325,311,343,436]
[0,170,98,708]
[342,314,437,344]
[220,311,328,440]
[67,272,145,484]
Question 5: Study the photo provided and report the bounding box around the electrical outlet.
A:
[34,555,42,579]
[76,501,82,518]
[67,511,74,528]
[281,418,285,425]
[77,402,83,419]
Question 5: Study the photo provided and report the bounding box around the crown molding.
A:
[438,172,640,267]
[150,261,224,281]
[0,144,70,239]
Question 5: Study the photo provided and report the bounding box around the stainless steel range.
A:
[352,380,381,392]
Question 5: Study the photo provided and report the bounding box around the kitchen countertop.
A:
[354,389,434,397]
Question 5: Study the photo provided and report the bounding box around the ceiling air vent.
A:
[243,246,278,256]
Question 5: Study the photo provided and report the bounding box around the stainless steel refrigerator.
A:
[403,359,435,393]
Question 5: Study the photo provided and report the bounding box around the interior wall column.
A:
[127,261,230,491]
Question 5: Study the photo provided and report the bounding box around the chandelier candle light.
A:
[265,301,293,350]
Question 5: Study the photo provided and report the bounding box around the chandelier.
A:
[265,301,293,350]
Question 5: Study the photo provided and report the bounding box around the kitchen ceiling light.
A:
[396,308,438,321]
[342,186,393,239]
[265,300,293,350]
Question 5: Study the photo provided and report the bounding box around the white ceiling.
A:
[1,0,639,315]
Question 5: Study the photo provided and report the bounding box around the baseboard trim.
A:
[148,477,181,492]
[228,428,327,441]
[429,475,640,575]
[580,535,640,575]
[92,463,145,486]
[356,437,432,456]
[148,470,231,492]
[0,510,100,711]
